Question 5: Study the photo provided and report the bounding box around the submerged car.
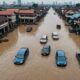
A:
[52,32,59,40]
[56,50,67,67]
[40,35,48,44]
[76,49,80,64]
[41,45,51,56]
[69,27,75,33]
[56,25,61,29]
[26,27,32,32]
[14,48,29,65]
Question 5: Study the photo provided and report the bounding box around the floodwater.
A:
[0,8,80,80]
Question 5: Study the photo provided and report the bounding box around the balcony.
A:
[0,22,9,29]
[19,16,37,20]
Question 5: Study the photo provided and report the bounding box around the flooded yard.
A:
[0,8,80,80]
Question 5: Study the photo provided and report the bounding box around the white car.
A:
[52,32,59,40]
[40,35,48,44]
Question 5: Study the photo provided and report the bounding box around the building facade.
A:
[0,16,9,38]
[18,9,37,24]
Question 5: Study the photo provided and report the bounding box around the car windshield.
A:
[54,34,58,36]
[44,48,48,52]
[58,56,66,61]
[16,54,24,59]
[53,33,58,36]
[42,38,46,40]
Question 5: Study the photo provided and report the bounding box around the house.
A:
[35,7,48,21]
[0,16,9,38]
[0,9,17,22]
[18,9,37,24]
[0,9,19,29]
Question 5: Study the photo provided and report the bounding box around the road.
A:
[0,8,80,80]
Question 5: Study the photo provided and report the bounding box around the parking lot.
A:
[0,8,80,80]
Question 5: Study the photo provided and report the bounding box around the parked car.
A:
[41,45,51,56]
[52,32,59,40]
[26,26,32,32]
[56,24,61,29]
[14,48,29,65]
[40,35,48,44]
[69,27,75,33]
[76,49,80,64]
[56,50,67,67]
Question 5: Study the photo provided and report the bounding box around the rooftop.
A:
[0,9,19,16]
[41,35,47,38]
[0,9,35,15]
[19,9,35,14]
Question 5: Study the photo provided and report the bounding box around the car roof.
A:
[52,32,58,35]
[57,50,65,56]
[77,49,80,53]
[18,48,28,55]
[42,35,47,38]
[43,45,50,48]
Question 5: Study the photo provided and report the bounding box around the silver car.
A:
[52,32,59,40]
[40,35,48,44]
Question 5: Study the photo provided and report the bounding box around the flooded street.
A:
[0,8,80,80]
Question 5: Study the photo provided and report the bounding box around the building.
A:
[0,9,19,30]
[18,0,21,6]
[3,1,7,6]
[18,9,37,24]
[0,7,49,38]
[13,1,17,5]
[0,16,9,38]
[0,9,19,20]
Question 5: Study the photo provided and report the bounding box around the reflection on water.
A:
[0,29,18,55]
[0,8,80,80]
[20,25,39,35]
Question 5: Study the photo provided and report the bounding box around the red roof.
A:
[19,9,35,14]
[0,9,35,16]
[0,11,13,15]
[0,9,19,16]
[6,9,19,13]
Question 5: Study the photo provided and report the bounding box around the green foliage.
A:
[76,3,80,7]
[32,3,38,8]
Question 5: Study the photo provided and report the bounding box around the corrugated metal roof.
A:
[68,13,80,19]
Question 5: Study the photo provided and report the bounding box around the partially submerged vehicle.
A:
[76,49,80,64]
[56,50,67,67]
[56,24,61,29]
[40,35,48,44]
[0,38,9,43]
[41,45,51,56]
[26,26,32,32]
[52,32,59,40]
[69,27,75,33]
[14,48,29,65]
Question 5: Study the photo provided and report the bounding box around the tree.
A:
[76,3,80,7]
[32,3,38,8]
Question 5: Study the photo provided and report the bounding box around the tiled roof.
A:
[19,9,35,14]
[0,11,13,15]
[0,9,35,15]
[0,9,19,16]
[6,9,19,13]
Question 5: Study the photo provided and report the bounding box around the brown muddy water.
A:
[0,8,80,80]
